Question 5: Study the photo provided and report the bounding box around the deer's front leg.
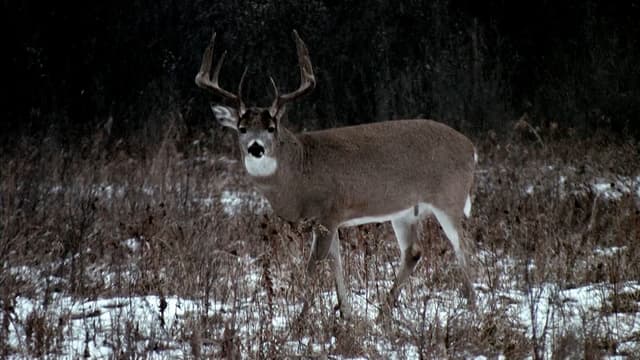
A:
[304,223,352,319]
[306,223,333,274]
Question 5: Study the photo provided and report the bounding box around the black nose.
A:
[248,142,265,158]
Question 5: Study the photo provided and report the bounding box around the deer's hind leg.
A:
[387,212,422,306]
[431,206,476,304]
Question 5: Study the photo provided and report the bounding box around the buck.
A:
[196,30,477,319]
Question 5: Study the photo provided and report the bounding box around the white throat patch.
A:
[244,155,278,177]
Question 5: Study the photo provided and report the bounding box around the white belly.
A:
[340,203,436,227]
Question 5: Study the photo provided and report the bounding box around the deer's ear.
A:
[211,105,238,129]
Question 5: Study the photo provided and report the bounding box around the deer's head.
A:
[195,30,315,177]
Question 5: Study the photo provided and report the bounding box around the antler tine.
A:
[269,76,279,98]
[268,76,280,116]
[196,32,216,81]
[269,30,316,114]
[283,30,316,101]
[195,31,240,104]
[237,66,249,115]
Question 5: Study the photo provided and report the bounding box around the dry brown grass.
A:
[1,119,639,358]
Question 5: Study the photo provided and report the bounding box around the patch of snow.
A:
[593,182,620,199]
[49,185,64,194]
[509,170,640,201]
[594,246,627,257]
[592,176,639,200]
[217,156,238,165]
[525,184,534,195]
[7,294,208,359]
[194,196,215,207]
[123,237,145,252]
[220,189,270,216]
[96,184,126,199]
[142,185,155,196]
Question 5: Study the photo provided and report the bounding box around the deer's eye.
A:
[267,126,276,133]
[239,127,247,134]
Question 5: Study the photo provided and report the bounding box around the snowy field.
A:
[2,153,640,358]
[5,258,640,359]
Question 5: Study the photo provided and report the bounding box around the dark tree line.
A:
[3,0,640,147]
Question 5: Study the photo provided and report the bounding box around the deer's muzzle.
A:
[248,141,265,158]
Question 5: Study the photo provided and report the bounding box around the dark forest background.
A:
[3,0,640,149]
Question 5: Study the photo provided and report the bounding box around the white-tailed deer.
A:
[196,30,477,319]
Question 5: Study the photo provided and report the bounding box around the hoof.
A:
[461,283,477,310]
[334,303,352,320]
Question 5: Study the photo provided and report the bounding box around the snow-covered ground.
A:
[4,247,640,359]
[3,170,639,358]
[8,295,198,358]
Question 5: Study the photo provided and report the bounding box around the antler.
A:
[269,30,316,116]
[195,32,246,114]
